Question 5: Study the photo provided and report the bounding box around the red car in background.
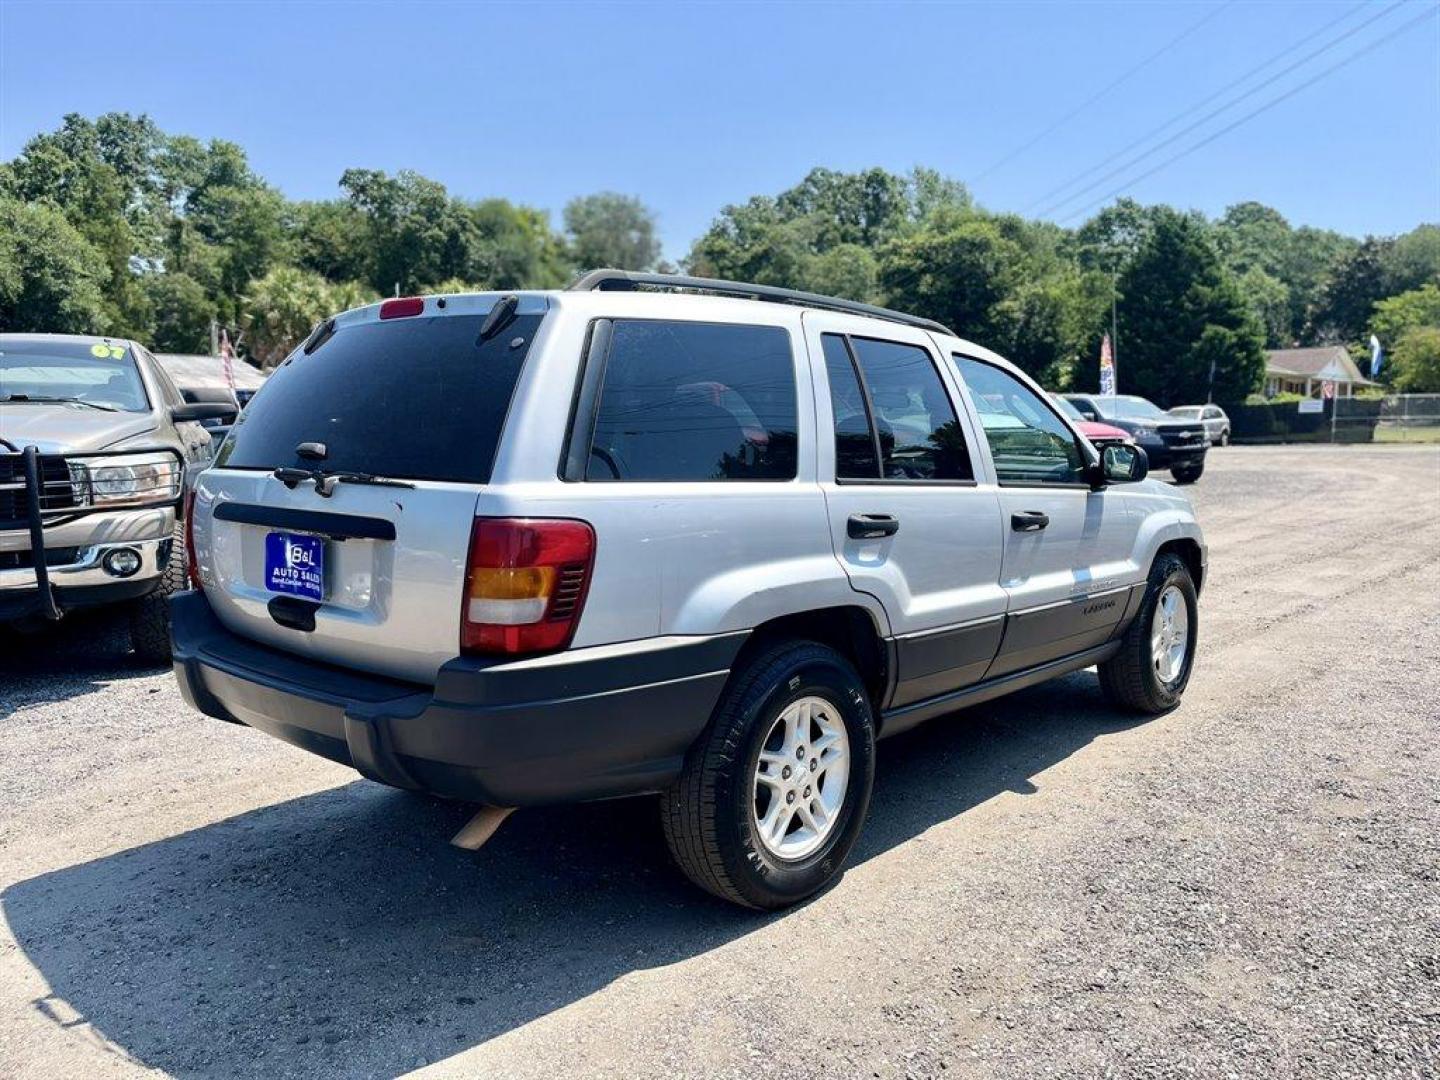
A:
[1049,393,1133,449]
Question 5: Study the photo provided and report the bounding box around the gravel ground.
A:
[1,444,1437,1080]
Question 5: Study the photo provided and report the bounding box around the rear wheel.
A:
[128,523,186,665]
[1171,461,1204,484]
[661,641,876,909]
[1218,428,1230,447]
[1098,553,1198,714]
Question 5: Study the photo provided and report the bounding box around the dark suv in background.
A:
[1062,394,1208,484]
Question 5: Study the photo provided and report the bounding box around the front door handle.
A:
[848,513,899,539]
[1011,510,1049,532]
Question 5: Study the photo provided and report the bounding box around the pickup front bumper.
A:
[170,590,746,807]
[0,444,181,624]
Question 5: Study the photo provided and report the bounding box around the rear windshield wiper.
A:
[2,394,118,411]
[273,466,416,497]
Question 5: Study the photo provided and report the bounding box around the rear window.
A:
[215,307,545,483]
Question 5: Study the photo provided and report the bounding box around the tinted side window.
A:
[820,334,879,479]
[953,356,1085,485]
[585,321,797,481]
[848,337,971,481]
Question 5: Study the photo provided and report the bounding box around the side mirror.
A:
[1101,443,1148,484]
[172,401,238,423]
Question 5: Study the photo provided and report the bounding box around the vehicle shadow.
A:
[0,612,159,719]
[3,672,1144,1076]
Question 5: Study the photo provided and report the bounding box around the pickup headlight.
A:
[71,452,183,508]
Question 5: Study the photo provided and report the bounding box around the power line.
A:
[1037,0,1409,220]
[970,2,1234,185]
[1058,4,1438,225]
[1022,0,1371,216]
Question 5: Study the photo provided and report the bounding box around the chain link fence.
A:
[1219,395,1440,445]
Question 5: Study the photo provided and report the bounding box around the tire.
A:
[661,640,877,910]
[1098,553,1198,715]
[1171,461,1204,484]
[128,523,186,665]
[1218,429,1230,447]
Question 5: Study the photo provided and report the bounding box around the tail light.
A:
[462,518,595,656]
[183,487,203,591]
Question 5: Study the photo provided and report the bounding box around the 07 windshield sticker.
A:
[89,343,128,360]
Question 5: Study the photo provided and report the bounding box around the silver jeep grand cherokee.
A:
[1,334,234,660]
[173,272,1206,909]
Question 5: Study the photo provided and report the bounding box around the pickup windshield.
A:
[0,340,149,412]
[215,303,546,484]
[1096,395,1167,421]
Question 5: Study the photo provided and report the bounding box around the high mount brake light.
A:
[379,297,425,320]
[461,518,595,657]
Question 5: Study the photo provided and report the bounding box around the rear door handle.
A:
[1011,510,1049,532]
[848,513,899,539]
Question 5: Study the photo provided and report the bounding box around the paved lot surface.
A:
[2,445,1438,1079]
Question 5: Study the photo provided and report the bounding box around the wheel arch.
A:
[729,605,890,715]
[1155,537,1205,594]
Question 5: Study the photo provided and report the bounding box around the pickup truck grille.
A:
[1160,425,1207,449]
[0,453,80,528]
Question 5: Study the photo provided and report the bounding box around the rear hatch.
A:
[195,294,548,683]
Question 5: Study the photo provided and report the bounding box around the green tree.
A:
[1114,209,1265,405]
[144,271,215,353]
[0,195,110,333]
[805,244,877,302]
[1382,224,1440,294]
[1068,198,1164,273]
[1389,326,1440,393]
[564,192,660,272]
[1369,283,1440,352]
[1307,237,1393,344]
[1237,267,1291,347]
[1280,225,1356,343]
[292,199,370,283]
[239,266,340,368]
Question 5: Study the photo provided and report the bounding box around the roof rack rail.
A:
[566,269,954,336]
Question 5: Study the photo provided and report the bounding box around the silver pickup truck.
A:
[1,333,235,660]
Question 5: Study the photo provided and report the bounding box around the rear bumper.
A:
[169,591,744,806]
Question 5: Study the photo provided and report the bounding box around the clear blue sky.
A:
[2,1,1436,260]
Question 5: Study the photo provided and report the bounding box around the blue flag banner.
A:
[1370,335,1384,378]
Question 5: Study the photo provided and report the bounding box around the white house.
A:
[1264,346,1378,398]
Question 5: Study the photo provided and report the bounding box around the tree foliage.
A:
[564,192,660,272]
[1112,210,1266,406]
[0,194,110,333]
[1389,327,1440,393]
[2,113,1433,400]
[1370,284,1440,352]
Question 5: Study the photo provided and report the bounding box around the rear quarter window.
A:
[579,320,798,482]
[215,309,544,483]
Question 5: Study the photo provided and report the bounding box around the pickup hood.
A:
[1076,419,1131,441]
[0,404,158,453]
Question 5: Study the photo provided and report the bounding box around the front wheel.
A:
[1171,461,1204,484]
[661,641,876,909]
[1218,429,1230,447]
[128,523,186,665]
[1098,553,1199,714]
